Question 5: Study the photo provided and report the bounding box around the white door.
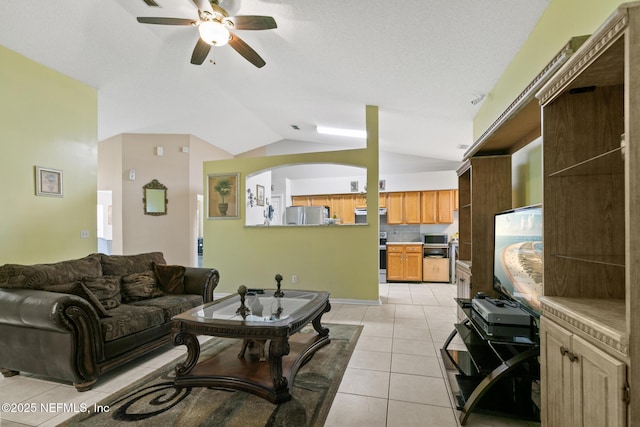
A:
[271,194,283,225]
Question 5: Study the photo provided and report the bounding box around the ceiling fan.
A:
[137,0,277,68]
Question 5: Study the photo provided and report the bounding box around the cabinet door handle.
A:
[560,346,579,363]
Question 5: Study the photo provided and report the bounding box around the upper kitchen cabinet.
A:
[420,190,454,224]
[291,196,310,206]
[387,191,421,224]
[310,195,330,207]
[379,193,387,208]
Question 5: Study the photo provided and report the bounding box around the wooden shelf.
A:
[536,4,640,423]
[547,146,624,177]
[553,254,625,268]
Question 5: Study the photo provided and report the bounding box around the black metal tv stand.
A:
[441,298,540,425]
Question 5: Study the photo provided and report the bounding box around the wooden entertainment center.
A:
[450,3,640,425]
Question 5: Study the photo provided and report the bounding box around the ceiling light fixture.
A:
[317,126,367,138]
[198,20,230,46]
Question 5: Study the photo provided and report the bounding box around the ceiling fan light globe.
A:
[198,21,230,46]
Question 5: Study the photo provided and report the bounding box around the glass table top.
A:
[192,290,320,323]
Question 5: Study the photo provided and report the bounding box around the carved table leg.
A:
[173,331,200,376]
[312,301,331,336]
[0,368,19,378]
[268,337,291,402]
[238,339,267,361]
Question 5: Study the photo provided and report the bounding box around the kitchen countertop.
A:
[385,242,423,245]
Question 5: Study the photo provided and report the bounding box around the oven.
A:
[379,232,387,271]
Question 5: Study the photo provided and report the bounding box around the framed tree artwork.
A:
[207,173,240,219]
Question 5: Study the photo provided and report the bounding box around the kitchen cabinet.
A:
[291,196,309,206]
[540,317,627,427]
[310,195,329,207]
[379,193,387,208]
[387,192,421,224]
[329,195,356,224]
[454,189,459,210]
[423,257,449,282]
[386,244,422,282]
[420,190,454,224]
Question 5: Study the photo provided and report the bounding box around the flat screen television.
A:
[493,205,543,316]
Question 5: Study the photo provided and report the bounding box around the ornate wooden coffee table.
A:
[171,289,331,403]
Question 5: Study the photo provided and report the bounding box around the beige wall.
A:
[0,46,98,264]
[203,106,380,302]
[474,0,625,140]
[98,134,232,266]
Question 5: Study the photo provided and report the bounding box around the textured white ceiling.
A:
[0,0,550,165]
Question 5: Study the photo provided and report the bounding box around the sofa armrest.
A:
[184,267,219,303]
[0,288,104,378]
[0,288,101,331]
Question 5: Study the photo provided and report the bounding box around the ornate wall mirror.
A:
[143,179,168,215]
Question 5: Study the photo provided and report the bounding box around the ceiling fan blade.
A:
[142,0,160,6]
[192,0,214,14]
[191,38,212,65]
[228,15,277,30]
[228,33,266,68]
[137,17,196,25]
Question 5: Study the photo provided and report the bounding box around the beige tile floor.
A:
[0,282,541,426]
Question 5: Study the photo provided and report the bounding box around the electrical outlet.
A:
[292,275,297,284]
[80,230,89,239]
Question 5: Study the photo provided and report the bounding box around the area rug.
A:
[60,323,361,427]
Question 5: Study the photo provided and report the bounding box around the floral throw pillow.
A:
[121,270,164,302]
[83,276,121,309]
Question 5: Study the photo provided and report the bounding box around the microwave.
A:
[424,234,448,245]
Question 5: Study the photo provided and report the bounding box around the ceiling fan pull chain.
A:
[210,48,217,66]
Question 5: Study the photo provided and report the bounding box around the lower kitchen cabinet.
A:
[423,257,449,282]
[540,317,627,427]
[387,244,423,282]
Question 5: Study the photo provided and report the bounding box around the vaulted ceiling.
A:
[0,0,550,170]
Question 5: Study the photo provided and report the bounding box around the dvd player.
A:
[471,298,531,326]
[471,310,532,337]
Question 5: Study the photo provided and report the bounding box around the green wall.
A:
[0,46,98,264]
[474,0,625,140]
[512,139,542,207]
[203,106,380,302]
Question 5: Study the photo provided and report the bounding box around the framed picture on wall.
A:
[256,184,265,206]
[207,173,240,219]
[35,166,63,197]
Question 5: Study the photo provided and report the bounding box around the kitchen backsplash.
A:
[381,211,459,242]
[382,224,421,242]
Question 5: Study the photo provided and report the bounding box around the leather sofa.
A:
[0,252,219,391]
